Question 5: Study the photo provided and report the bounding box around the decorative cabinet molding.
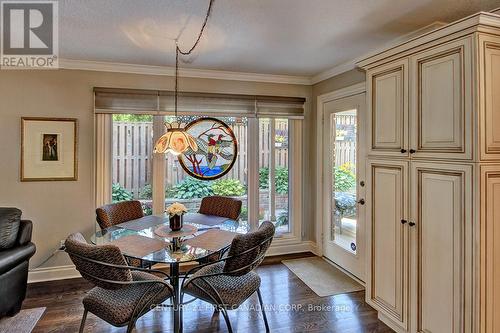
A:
[367,59,409,157]
[365,159,409,331]
[479,35,500,160]
[358,11,500,333]
[410,37,473,160]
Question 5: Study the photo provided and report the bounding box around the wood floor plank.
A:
[23,257,392,333]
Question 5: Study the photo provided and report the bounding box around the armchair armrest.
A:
[16,220,32,246]
[0,242,36,275]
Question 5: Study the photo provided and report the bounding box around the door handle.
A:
[401,219,408,224]
[409,221,416,227]
[357,199,365,205]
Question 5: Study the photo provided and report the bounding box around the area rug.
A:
[282,257,363,297]
[0,307,45,333]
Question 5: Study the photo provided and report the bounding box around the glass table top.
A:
[91,213,241,264]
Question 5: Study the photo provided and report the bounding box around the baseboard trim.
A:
[28,265,81,283]
[267,240,318,256]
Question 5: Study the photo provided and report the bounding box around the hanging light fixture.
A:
[154,0,214,156]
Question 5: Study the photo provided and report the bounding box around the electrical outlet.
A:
[59,239,65,250]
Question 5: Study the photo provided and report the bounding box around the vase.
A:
[169,214,183,231]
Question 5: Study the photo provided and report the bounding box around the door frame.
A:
[315,82,366,272]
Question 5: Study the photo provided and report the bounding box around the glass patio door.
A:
[322,93,366,281]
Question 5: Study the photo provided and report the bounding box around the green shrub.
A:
[112,114,152,122]
[171,177,214,199]
[259,167,289,194]
[333,164,356,192]
[212,179,246,196]
[275,167,289,194]
[259,167,269,189]
[240,207,248,221]
[276,210,289,227]
[112,183,133,202]
[139,184,153,199]
[141,202,153,216]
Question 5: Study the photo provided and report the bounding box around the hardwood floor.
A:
[24,255,392,333]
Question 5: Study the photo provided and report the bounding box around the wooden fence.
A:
[334,114,356,167]
[112,120,289,197]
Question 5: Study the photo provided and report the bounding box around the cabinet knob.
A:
[409,221,416,227]
[401,219,408,224]
[357,199,365,205]
[409,149,416,154]
[359,181,365,187]
[400,149,407,153]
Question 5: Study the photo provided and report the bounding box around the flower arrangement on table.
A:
[165,202,188,231]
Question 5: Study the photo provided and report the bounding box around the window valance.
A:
[93,87,305,119]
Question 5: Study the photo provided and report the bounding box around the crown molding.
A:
[310,21,447,85]
[59,59,312,85]
[310,60,356,85]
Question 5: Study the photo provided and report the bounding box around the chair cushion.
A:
[83,271,171,326]
[0,208,21,249]
[184,262,261,309]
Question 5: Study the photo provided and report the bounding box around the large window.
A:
[96,88,303,237]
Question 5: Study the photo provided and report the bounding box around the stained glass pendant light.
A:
[154,0,214,156]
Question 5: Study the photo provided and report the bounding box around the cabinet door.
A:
[366,159,409,331]
[478,35,500,161]
[409,36,473,160]
[367,59,409,157]
[410,162,472,333]
[480,165,500,333]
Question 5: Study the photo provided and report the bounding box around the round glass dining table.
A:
[90,213,241,333]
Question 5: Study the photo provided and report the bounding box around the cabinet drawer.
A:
[367,59,409,158]
[409,36,473,160]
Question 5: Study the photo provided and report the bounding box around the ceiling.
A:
[59,0,499,77]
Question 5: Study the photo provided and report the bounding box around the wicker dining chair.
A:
[65,233,173,333]
[181,221,275,333]
[198,196,242,221]
[96,201,152,268]
[96,200,144,230]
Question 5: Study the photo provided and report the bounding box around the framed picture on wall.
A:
[21,117,78,181]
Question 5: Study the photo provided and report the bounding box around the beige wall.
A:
[0,69,312,269]
[309,68,366,242]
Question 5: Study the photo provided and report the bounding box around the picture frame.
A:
[21,117,78,181]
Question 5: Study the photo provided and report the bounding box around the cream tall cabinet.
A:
[357,12,500,333]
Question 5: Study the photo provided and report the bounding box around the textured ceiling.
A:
[59,0,500,76]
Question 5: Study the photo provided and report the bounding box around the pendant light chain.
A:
[174,0,214,119]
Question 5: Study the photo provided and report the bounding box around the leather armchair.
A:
[0,220,36,317]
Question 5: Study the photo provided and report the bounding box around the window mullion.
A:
[247,117,259,231]
[152,115,166,214]
[269,119,276,221]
